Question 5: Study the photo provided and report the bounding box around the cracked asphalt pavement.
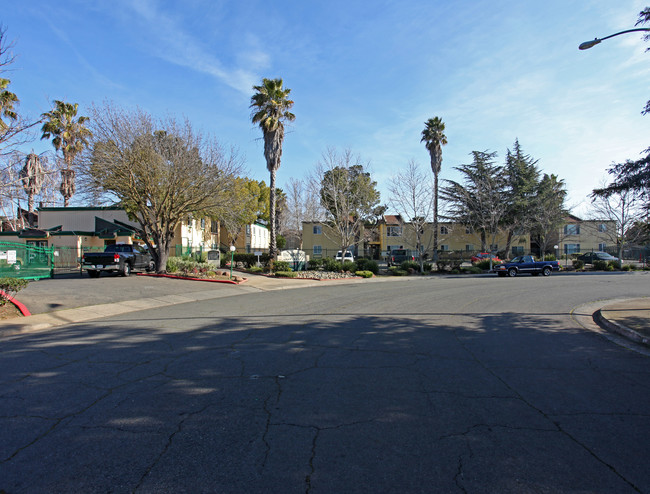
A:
[2,272,650,493]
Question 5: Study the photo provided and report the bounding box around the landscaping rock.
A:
[292,270,358,280]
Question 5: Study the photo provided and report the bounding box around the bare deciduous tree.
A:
[388,159,434,270]
[281,177,325,249]
[81,103,244,272]
[0,151,57,230]
[590,185,646,266]
[312,147,380,257]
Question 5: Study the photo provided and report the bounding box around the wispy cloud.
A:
[39,11,124,91]
[120,0,269,96]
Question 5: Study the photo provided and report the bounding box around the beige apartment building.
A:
[555,215,617,255]
[302,214,615,260]
[303,215,530,260]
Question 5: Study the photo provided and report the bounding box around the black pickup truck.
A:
[82,244,154,278]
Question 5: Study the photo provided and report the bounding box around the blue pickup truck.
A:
[494,255,560,277]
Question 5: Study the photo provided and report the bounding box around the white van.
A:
[335,250,355,262]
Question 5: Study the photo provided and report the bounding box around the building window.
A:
[465,244,474,252]
[387,226,402,237]
[313,245,322,255]
[599,243,607,251]
[465,227,472,234]
[313,225,322,235]
[564,243,580,254]
[200,218,206,229]
[440,244,449,251]
[598,224,607,232]
[440,226,449,235]
[564,224,580,235]
[246,244,251,253]
[246,225,251,235]
[512,246,524,255]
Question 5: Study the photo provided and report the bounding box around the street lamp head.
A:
[579,38,601,50]
[229,245,236,252]
[579,28,650,50]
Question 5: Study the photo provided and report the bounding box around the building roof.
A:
[384,214,404,225]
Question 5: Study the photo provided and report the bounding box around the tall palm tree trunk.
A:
[269,168,277,259]
[433,173,439,263]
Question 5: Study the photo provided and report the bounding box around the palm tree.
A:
[20,152,44,224]
[421,116,447,263]
[0,78,18,130]
[250,78,295,258]
[41,100,91,207]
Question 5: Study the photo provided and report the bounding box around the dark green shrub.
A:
[389,267,408,276]
[355,270,374,278]
[622,264,632,271]
[308,258,323,270]
[401,260,420,272]
[463,266,483,274]
[356,258,379,274]
[341,260,357,272]
[572,260,584,270]
[592,260,607,271]
[543,254,556,261]
[323,258,342,272]
[0,277,28,305]
[274,271,297,278]
[273,260,291,272]
[437,251,465,271]
[233,253,268,268]
[423,262,432,272]
[248,266,263,273]
[607,260,618,270]
[476,260,497,271]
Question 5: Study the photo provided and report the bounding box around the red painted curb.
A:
[0,289,31,317]
[136,273,247,284]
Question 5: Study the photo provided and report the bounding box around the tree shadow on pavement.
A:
[1,310,649,493]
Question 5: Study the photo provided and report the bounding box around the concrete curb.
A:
[593,309,650,347]
[0,289,31,316]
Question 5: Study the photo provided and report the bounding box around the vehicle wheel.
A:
[121,263,131,277]
[147,261,155,272]
[542,266,552,277]
[507,268,517,277]
[88,270,100,278]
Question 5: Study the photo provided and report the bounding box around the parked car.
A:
[470,252,502,264]
[82,243,155,278]
[577,252,619,263]
[494,255,560,277]
[387,249,415,267]
[335,250,355,262]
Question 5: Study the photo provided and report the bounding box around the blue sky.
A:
[4,0,650,216]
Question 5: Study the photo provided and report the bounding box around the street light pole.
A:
[229,245,236,280]
[579,28,650,50]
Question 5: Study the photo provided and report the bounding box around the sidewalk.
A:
[594,297,650,347]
